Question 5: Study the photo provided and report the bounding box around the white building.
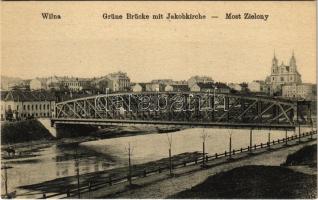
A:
[1,90,56,121]
[164,84,189,92]
[248,80,268,93]
[145,83,165,92]
[106,71,131,92]
[30,78,47,90]
[228,83,242,92]
[132,83,146,92]
[282,83,316,100]
[187,76,214,87]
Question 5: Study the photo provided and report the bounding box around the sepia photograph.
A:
[1,1,317,199]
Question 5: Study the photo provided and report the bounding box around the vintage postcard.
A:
[1,1,317,199]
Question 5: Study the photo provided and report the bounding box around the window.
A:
[39,105,42,110]
[47,104,50,109]
[280,77,284,81]
[27,105,30,110]
[23,105,26,110]
[35,105,38,110]
[17,105,19,110]
[272,77,275,81]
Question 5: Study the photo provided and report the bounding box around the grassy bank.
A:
[171,165,317,199]
[284,144,317,167]
[1,119,54,144]
[172,144,317,199]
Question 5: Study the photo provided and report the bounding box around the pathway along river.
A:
[1,127,311,198]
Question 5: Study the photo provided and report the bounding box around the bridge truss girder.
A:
[53,92,312,127]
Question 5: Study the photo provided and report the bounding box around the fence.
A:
[40,130,317,199]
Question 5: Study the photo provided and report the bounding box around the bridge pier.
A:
[54,123,99,138]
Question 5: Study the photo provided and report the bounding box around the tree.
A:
[74,148,80,198]
[125,142,134,185]
[200,129,209,166]
[166,133,173,176]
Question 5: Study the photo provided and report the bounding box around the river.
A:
[1,126,310,198]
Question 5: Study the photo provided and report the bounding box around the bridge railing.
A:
[39,130,317,199]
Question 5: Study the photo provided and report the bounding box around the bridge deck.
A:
[51,118,296,130]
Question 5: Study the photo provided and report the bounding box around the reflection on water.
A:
[1,127,310,198]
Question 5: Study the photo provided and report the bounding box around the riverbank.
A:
[1,120,182,145]
[91,137,316,199]
[19,151,203,194]
[171,165,316,199]
[172,143,317,198]
[13,132,316,199]
[2,124,186,198]
[1,119,54,144]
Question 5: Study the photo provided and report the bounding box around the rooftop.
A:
[1,90,56,102]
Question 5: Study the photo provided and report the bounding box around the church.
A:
[266,52,302,95]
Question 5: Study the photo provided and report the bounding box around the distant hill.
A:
[1,75,23,90]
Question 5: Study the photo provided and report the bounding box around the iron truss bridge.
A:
[51,92,313,130]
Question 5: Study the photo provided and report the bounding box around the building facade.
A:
[30,78,47,90]
[248,80,269,93]
[106,71,131,92]
[187,76,214,87]
[282,83,316,100]
[190,82,230,93]
[61,78,91,92]
[91,77,112,93]
[145,83,165,92]
[165,84,190,92]
[1,90,56,121]
[267,52,302,95]
[132,83,146,92]
[228,83,242,92]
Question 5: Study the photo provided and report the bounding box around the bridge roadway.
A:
[51,118,297,130]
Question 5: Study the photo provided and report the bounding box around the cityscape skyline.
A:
[1,51,316,84]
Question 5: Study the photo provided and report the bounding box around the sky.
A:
[2,2,316,84]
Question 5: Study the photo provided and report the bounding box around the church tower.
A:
[289,51,297,73]
[271,52,278,74]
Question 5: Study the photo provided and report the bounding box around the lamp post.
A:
[267,130,271,149]
[311,120,314,140]
[284,129,288,146]
[167,133,173,176]
[298,123,301,143]
[249,129,253,154]
[229,133,232,159]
